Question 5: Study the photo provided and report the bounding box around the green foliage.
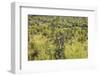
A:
[28,15,88,60]
[28,34,56,60]
[64,41,88,59]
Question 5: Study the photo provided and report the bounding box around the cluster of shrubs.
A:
[28,15,88,60]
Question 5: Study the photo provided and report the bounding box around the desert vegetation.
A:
[28,15,88,60]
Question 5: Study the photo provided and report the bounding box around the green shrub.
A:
[64,41,88,59]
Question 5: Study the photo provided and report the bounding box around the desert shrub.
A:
[28,34,56,60]
[64,41,88,59]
